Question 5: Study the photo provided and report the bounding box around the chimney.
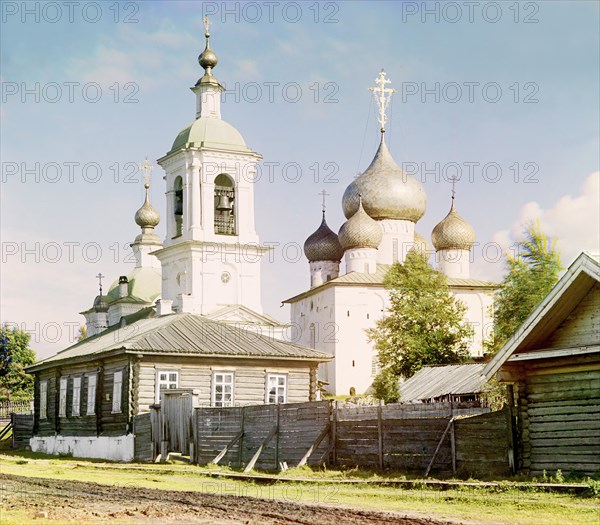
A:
[156,299,173,316]
[118,276,128,298]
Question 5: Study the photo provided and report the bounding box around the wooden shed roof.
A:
[400,363,486,402]
[28,311,332,372]
[483,252,600,379]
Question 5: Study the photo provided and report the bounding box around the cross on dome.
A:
[96,273,105,295]
[319,189,330,215]
[203,15,211,36]
[139,156,153,189]
[369,69,396,134]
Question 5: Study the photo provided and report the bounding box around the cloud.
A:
[492,172,600,268]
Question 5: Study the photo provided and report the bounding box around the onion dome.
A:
[135,184,160,230]
[342,137,426,222]
[304,213,344,262]
[431,199,476,251]
[339,197,383,251]
[198,34,218,71]
[411,231,432,257]
[92,294,109,313]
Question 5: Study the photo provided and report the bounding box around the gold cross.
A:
[139,157,153,187]
[203,15,211,35]
[369,69,397,132]
[449,175,458,201]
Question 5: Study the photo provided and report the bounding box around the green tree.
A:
[371,366,400,404]
[488,223,562,354]
[77,325,87,342]
[0,324,36,400]
[368,251,473,398]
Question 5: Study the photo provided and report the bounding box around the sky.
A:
[1,1,599,360]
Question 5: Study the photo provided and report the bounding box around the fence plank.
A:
[244,424,278,473]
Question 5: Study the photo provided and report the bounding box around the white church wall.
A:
[450,288,494,356]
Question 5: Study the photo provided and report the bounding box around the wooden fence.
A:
[0,400,33,419]
[10,413,34,449]
[143,397,513,477]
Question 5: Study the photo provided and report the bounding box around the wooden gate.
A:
[157,390,197,459]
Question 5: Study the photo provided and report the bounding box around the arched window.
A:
[173,176,183,237]
[214,174,235,235]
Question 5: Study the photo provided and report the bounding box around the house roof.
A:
[482,252,600,379]
[283,264,496,303]
[27,311,332,372]
[400,363,486,402]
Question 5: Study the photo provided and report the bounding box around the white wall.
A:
[30,434,134,462]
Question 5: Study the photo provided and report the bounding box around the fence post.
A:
[331,400,338,467]
[505,385,516,474]
[377,400,384,470]
[275,403,281,470]
[238,405,245,468]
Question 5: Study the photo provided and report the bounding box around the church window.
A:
[173,176,183,237]
[112,370,123,414]
[86,374,97,416]
[214,174,235,235]
[72,376,81,417]
[266,374,287,404]
[39,380,48,420]
[309,323,316,349]
[393,239,399,262]
[352,360,355,367]
[58,377,67,417]
[347,310,350,317]
[367,313,370,319]
[212,371,234,407]
[156,370,179,403]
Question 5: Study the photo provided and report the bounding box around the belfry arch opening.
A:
[173,176,183,237]
[214,173,235,235]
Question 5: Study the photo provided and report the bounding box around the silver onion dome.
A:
[304,214,344,262]
[342,138,426,222]
[338,198,383,251]
[135,184,160,230]
[431,200,476,251]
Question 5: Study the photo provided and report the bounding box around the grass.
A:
[0,449,599,525]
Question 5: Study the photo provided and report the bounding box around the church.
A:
[26,20,498,461]
[285,71,496,396]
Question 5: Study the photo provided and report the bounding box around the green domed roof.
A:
[106,267,161,305]
[169,118,250,154]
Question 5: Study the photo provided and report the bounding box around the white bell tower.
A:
[154,19,268,315]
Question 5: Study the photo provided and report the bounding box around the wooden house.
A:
[25,310,331,461]
[483,252,600,476]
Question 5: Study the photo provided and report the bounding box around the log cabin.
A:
[483,252,600,476]
[25,309,331,461]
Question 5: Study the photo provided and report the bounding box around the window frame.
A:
[266,373,288,405]
[39,380,48,420]
[111,370,123,414]
[211,371,235,407]
[156,370,179,404]
[72,376,82,417]
[86,373,97,416]
[58,376,67,417]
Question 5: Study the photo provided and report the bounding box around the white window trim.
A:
[211,371,235,407]
[58,377,67,417]
[112,370,123,414]
[72,376,82,417]
[86,373,97,416]
[155,369,180,404]
[39,380,48,420]
[266,373,288,404]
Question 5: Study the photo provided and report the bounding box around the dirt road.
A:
[0,473,456,524]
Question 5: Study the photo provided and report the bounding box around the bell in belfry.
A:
[217,193,232,212]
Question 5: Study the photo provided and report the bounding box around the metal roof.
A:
[400,363,486,402]
[284,264,496,303]
[28,312,331,371]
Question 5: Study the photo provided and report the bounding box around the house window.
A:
[72,376,81,416]
[59,377,67,417]
[112,370,123,414]
[212,372,234,407]
[86,374,97,416]
[266,374,287,404]
[39,380,47,420]
[157,371,179,403]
